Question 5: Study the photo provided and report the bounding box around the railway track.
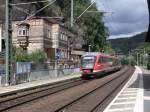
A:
[0,77,88,111]
[0,66,134,112]
[55,67,134,112]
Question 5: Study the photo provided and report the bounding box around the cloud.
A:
[96,0,149,39]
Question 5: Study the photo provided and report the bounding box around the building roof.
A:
[71,50,85,56]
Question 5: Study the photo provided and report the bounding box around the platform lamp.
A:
[17,23,30,51]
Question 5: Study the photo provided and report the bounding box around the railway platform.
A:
[0,66,150,112]
[0,73,81,96]
[104,66,150,112]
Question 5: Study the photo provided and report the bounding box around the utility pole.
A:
[129,50,131,65]
[143,48,146,67]
[71,0,74,27]
[136,53,139,66]
[139,54,141,66]
[5,0,12,86]
[88,45,91,52]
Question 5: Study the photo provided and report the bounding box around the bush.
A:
[29,50,46,63]
[13,47,29,62]
[130,59,136,66]
[13,47,46,63]
[121,59,129,65]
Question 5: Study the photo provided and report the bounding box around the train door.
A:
[99,56,108,69]
[93,55,104,72]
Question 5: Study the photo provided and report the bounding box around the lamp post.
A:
[136,53,139,66]
[132,48,146,66]
[143,48,146,67]
[129,50,131,65]
[88,45,91,52]
[71,0,74,27]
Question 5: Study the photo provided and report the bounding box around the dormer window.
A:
[17,23,30,37]
[17,23,30,50]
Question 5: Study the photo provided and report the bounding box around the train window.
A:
[81,56,96,68]
[82,56,96,63]
[99,57,114,64]
[99,57,107,63]
[109,58,113,63]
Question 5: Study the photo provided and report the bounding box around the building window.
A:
[23,29,26,35]
[17,23,30,37]
[64,35,67,41]
[53,33,58,40]
[60,33,63,40]
[46,28,52,38]
[18,28,28,36]
[18,30,22,36]
[47,29,50,38]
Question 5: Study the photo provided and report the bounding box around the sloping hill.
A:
[109,32,147,54]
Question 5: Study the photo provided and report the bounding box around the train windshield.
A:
[81,56,96,69]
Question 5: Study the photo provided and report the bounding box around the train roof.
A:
[83,52,116,58]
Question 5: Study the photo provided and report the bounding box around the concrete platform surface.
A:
[0,74,81,95]
[104,66,150,112]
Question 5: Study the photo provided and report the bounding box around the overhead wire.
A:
[74,0,97,23]
[21,0,57,23]
[105,0,119,32]
[100,0,118,36]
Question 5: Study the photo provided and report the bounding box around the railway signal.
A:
[100,48,104,53]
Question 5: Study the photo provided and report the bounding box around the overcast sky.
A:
[96,0,149,39]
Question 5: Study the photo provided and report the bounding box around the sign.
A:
[56,49,64,60]
[56,49,61,60]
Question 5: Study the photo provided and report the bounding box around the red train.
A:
[80,52,121,78]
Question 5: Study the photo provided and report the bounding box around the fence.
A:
[0,61,81,86]
[0,68,80,86]
[29,68,80,81]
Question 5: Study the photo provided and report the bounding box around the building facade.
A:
[0,25,2,52]
[0,18,85,68]
[11,18,74,61]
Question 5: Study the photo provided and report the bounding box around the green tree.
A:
[44,0,109,51]
[128,42,150,68]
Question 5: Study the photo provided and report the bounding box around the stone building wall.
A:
[0,18,82,62]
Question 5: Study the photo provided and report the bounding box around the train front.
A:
[80,55,96,78]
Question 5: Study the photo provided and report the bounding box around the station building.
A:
[0,18,85,67]
[12,18,70,61]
